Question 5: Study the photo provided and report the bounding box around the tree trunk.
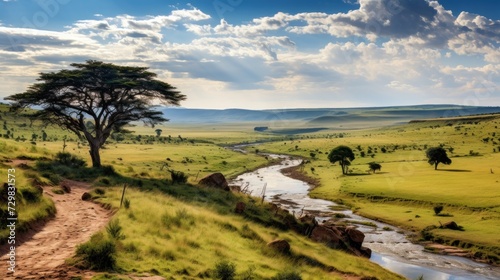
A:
[89,141,102,168]
[435,162,438,170]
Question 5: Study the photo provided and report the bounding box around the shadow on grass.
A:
[436,169,471,172]
[33,158,296,231]
[345,173,371,176]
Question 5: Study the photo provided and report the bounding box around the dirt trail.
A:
[0,179,113,280]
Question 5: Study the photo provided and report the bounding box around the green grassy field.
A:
[0,104,404,279]
[255,116,500,263]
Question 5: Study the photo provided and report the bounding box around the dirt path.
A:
[0,179,113,280]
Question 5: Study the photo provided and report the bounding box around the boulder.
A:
[81,192,92,201]
[310,225,342,248]
[267,239,290,254]
[235,202,246,214]
[359,246,372,258]
[61,184,71,193]
[198,173,229,191]
[442,221,460,230]
[346,226,365,249]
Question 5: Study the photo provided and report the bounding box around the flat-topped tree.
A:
[7,60,186,167]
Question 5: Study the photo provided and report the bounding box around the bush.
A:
[169,170,188,184]
[434,205,444,215]
[213,260,236,280]
[55,152,86,168]
[124,198,131,209]
[272,271,302,280]
[76,233,116,270]
[106,219,124,240]
[161,208,196,228]
[20,188,41,203]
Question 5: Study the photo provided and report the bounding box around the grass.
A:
[84,186,402,279]
[255,116,500,263]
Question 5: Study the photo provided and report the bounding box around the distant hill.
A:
[162,105,500,126]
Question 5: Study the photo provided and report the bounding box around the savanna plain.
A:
[0,103,499,280]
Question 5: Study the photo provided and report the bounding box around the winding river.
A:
[230,155,500,280]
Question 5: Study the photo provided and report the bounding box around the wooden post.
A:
[120,184,128,208]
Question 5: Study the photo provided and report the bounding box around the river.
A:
[230,155,500,280]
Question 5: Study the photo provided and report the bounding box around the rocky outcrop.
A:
[198,173,229,191]
[441,221,461,230]
[267,239,290,254]
[299,216,371,258]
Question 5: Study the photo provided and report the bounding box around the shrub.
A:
[433,205,444,215]
[76,233,116,270]
[272,271,302,280]
[106,219,125,240]
[213,260,236,280]
[161,208,196,228]
[169,170,188,184]
[55,152,86,168]
[20,188,41,203]
[124,198,131,209]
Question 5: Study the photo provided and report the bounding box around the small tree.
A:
[426,147,452,170]
[433,205,444,216]
[368,162,382,173]
[155,128,163,137]
[328,145,355,175]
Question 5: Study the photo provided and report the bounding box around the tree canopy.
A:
[7,60,186,167]
[426,147,452,170]
[328,145,355,175]
[368,162,382,173]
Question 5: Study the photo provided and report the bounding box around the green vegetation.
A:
[426,147,452,170]
[3,101,500,278]
[7,60,185,167]
[327,145,355,175]
[255,114,500,264]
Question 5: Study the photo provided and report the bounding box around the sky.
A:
[0,0,499,110]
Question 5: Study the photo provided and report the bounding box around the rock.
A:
[198,173,229,191]
[310,225,342,248]
[267,239,290,254]
[229,185,241,192]
[235,202,246,214]
[442,221,460,230]
[359,246,372,258]
[81,192,92,201]
[346,226,365,249]
[61,184,71,193]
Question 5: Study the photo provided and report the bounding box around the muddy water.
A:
[230,155,500,280]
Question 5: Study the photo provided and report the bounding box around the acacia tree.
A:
[426,147,452,170]
[328,145,355,175]
[7,60,186,167]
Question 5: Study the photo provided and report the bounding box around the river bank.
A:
[280,162,499,266]
[231,154,500,280]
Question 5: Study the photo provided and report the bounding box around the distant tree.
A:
[328,145,355,175]
[368,162,382,173]
[155,128,163,137]
[426,147,452,170]
[7,60,185,167]
[433,205,444,216]
[41,130,48,141]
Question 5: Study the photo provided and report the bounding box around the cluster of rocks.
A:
[198,173,372,258]
[299,215,372,258]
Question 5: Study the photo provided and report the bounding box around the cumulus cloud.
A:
[0,2,498,109]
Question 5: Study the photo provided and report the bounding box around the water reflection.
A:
[231,155,500,280]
